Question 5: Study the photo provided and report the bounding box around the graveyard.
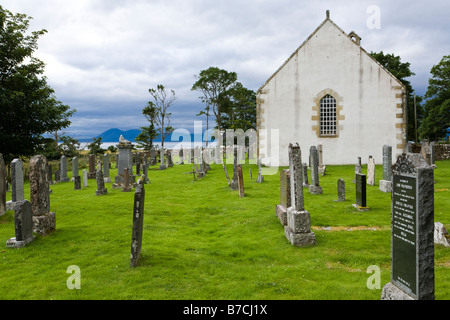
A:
[0,153,449,300]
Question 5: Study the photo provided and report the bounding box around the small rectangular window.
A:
[320,94,337,136]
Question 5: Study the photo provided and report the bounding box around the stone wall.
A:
[435,144,450,161]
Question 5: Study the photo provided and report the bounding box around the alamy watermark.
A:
[366,265,381,290]
[366,5,381,30]
[66,265,81,290]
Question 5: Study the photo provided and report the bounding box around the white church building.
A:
[256,11,407,166]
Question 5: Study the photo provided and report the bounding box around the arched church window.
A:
[320,94,337,136]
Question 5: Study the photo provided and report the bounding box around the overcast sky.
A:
[4,0,450,140]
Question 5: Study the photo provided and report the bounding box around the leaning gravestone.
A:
[381,153,435,300]
[308,146,322,194]
[275,169,290,226]
[6,200,35,248]
[29,155,55,236]
[353,173,369,211]
[379,145,393,192]
[6,159,25,211]
[0,154,6,216]
[285,143,315,247]
[130,176,146,267]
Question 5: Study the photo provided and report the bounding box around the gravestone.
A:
[237,164,245,198]
[54,170,60,183]
[6,200,35,248]
[130,176,146,267]
[381,153,435,300]
[114,137,135,185]
[308,146,322,194]
[420,140,432,166]
[159,149,166,170]
[142,162,149,184]
[353,173,369,211]
[318,143,326,176]
[47,164,53,185]
[29,155,55,236]
[0,154,6,216]
[136,152,141,175]
[302,163,309,188]
[88,154,96,179]
[74,176,81,190]
[353,157,362,183]
[103,154,111,183]
[122,168,132,192]
[230,146,239,190]
[275,169,290,226]
[82,169,88,187]
[179,147,184,165]
[336,179,345,202]
[380,145,393,192]
[285,143,316,247]
[95,165,108,196]
[6,159,25,211]
[367,156,375,186]
[71,157,79,181]
[256,158,264,183]
[167,150,174,168]
[59,155,70,182]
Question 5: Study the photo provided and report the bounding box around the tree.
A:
[0,6,76,163]
[147,84,175,149]
[418,55,450,141]
[88,137,105,155]
[370,51,423,142]
[220,82,256,131]
[136,103,159,150]
[192,67,238,186]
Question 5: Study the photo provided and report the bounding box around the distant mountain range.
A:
[78,128,204,143]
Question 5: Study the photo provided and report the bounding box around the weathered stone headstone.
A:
[122,168,132,192]
[336,179,345,202]
[353,173,368,211]
[74,176,81,190]
[380,145,393,192]
[302,163,309,188]
[95,166,108,196]
[6,200,35,248]
[179,147,184,165]
[29,155,55,236]
[285,143,316,247]
[54,169,60,183]
[71,157,79,181]
[88,154,96,179]
[420,140,432,166]
[0,154,6,216]
[82,169,88,187]
[59,155,70,182]
[114,138,135,185]
[308,146,322,194]
[353,157,362,183]
[159,149,166,170]
[367,156,375,186]
[167,150,174,168]
[47,164,53,185]
[275,169,290,226]
[142,162,149,184]
[381,153,435,300]
[230,146,239,190]
[6,159,24,211]
[256,158,264,183]
[103,153,111,183]
[130,176,146,267]
[318,143,326,176]
[237,164,245,198]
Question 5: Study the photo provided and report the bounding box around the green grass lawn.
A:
[0,159,449,300]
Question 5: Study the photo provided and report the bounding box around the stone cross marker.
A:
[367,156,375,186]
[380,145,393,192]
[353,173,368,211]
[237,164,245,198]
[130,176,146,267]
[284,143,316,247]
[308,146,322,194]
[0,154,6,216]
[6,200,35,248]
[381,153,435,300]
[29,155,55,236]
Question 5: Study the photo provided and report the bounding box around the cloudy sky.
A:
[4,0,450,140]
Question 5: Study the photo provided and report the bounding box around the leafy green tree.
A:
[147,84,175,149]
[136,103,159,150]
[370,51,422,142]
[220,82,256,131]
[0,6,76,163]
[88,137,105,155]
[419,55,450,141]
